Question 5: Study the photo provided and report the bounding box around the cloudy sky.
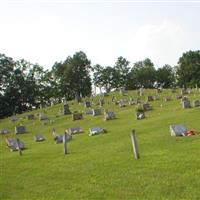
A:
[0,0,200,69]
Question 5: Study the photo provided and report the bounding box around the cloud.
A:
[128,20,185,66]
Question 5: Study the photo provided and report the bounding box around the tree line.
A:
[0,50,200,118]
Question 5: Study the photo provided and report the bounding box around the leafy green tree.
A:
[176,50,200,87]
[156,64,175,88]
[52,51,92,100]
[113,56,130,89]
[128,58,156,89]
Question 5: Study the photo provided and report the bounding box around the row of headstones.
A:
[182,99,200,109]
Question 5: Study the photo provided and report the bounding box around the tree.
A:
[176,50,200,87]
[113,56,130,89]
[128,58,156,89]
[52,51,92,100]
[156,64,175,88]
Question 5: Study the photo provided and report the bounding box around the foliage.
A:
[176,50,200,87]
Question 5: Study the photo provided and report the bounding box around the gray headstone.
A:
[72,112,83,121]
[0,128,9,134]
[85,101,91,108]
[27,114,35,120]
[35,134,45,142]
[6,138,25,151]
[147,96,154,102]
[182,100,191,109]
[104,111,116,121]
[136,112,145,120]
[67,127,84,135]
[92,109,102,116]
[63,104,71,115]
[170,124,188,136]
[193,100,200,107]
[89,127,106,136]
[142,103,151,111]
[15,126,26,134]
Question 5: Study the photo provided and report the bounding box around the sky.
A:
[0,0,200,69]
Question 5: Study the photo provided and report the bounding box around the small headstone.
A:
[75,93,82,103]
[193,100,200,107]
[111,96,116,102]
[182,100,191,109]
[181,89,188,95]
[147,96,154,102]
[176,95,182,99]
[11,116,18,122]
[34,134,45,142]
[39,113,48,121]
[67,127,84,135]
[15,126,26,134]
[142,103,151,111]
[139,88,144,96]
[85,109,93,115]
[72,112,83,121]
[89,127,107,136]
[164,96,172,101]
[119,100,126,107]
[85,101,91,108]
[27,114,35,120]
[104,111,116,121]
[0,128,9,134]
[63,104,71,115]
[136,112,145,120]
[92,109,102,116]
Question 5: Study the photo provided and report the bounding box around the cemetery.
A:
[1,88,200,199]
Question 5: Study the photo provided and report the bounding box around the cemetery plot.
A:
[6,138,25,151]
[170,124,198,136]
[89,127,107,136]
[67,128,84,135]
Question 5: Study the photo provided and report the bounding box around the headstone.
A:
[139,88,144,96]
[92,109,102,116]
[129,98,136,105]
[15,126,26,134]
[181,89,188,95]
[104,111,116,121]
[27,114,35,120]
[193,100,200,107]
[0,128,9,134]
[176,95,182,99]
[147,96,154,102]
[39,113,48,121]
[67,127,84,135]
[142,103,151,111]
[11,116,18,122]
[63,104,71,115]
[164,96,172,101]
[120,87,127,96]
[119,100,126,107]
[34,134,45,142]
[136,112,145,120]
[72,112,83,121]
[6,138,25,151]
[182,100,191,109]
[85,101,91,108]
[89,127,107,136]
[85,109,93,115]
[170,124,188,136]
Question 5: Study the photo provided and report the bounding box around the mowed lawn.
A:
[1,89,200,200]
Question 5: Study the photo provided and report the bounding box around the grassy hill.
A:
[1,89,200,200]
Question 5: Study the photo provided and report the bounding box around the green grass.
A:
[1,89,200,200]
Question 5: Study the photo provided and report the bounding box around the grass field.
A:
[1,89,200,200]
